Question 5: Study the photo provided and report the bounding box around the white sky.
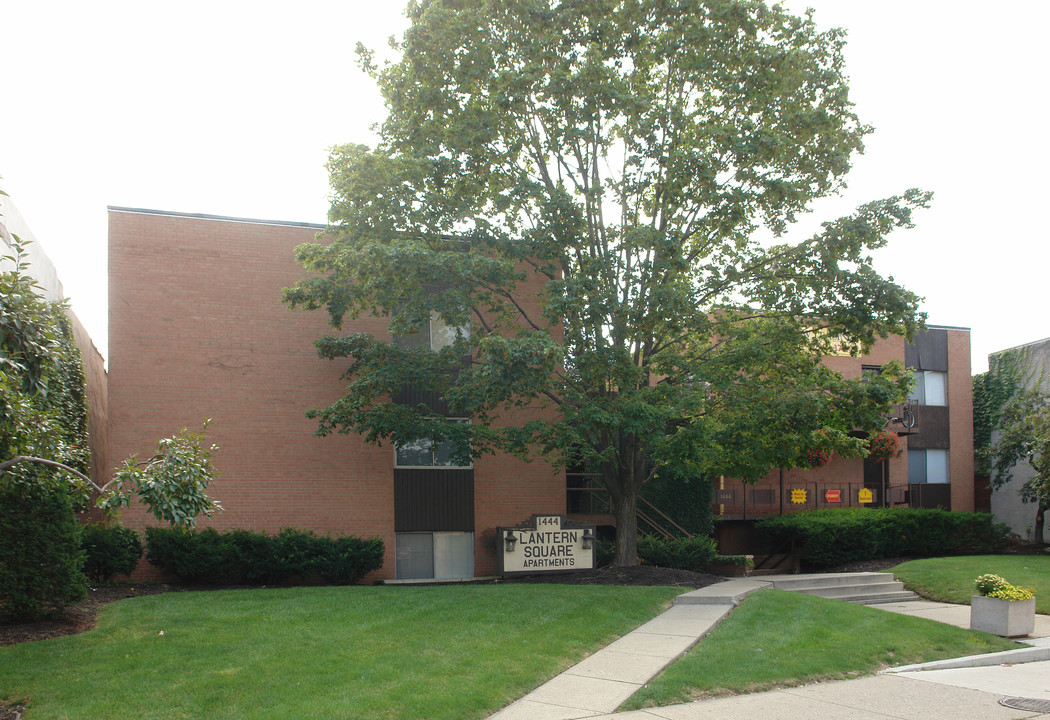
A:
[2,1,1048,372]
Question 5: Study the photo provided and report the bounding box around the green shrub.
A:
[315,535,386,585]
[756,508,1009,568]
[145,526,385,585]
[81,524,142,582]
[639,470,715,536]
[0,481,86,620]
[594,539,615,568]
[637,534,717,572]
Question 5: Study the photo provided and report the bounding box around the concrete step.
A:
[767,572,892,590]
[845,590,921,605]
[763,572,919,606]
[778,581,910,599]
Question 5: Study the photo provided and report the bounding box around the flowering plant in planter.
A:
[866,431,899,463]
[975,573,1035,601]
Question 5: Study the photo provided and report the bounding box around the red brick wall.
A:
[946,328,975,511]
[746,334,909,490]
[108,209,564,581]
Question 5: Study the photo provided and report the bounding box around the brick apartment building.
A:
[108,207,975,577]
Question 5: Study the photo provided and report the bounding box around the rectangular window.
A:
[395,310,469,351]
[908,448,949,484]
[395,532,474,580]
[908,370,947,406]
[394,419,471,468]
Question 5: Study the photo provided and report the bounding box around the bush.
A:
[0,482,86,620]
[145,526,385,585]
[755,508,1010,568]
[637,534,718,572]
[314,535,386,585]
[639,470,715,536]
[81,524,142,582]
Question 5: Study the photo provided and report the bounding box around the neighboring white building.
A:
[0,192,64,301]
[988,337,1050,544]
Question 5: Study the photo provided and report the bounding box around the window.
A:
[395,419,471,468]
[395,532,474,580]
[395,310,469,351]
[908,370,947,406]
[908,448,949,484]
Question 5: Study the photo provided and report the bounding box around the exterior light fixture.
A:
[582,529,596,550]
[504,529,517,553]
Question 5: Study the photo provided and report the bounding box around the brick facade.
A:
[108,207,976,574]
[107,208,563,580]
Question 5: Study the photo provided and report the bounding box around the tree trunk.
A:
[612,490,639,566]
[1035,498,1049,547]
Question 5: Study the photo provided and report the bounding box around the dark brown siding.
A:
[394,384,451,415]
[394,469,474,532]
[910,405,950,449]
[906,328,948,371]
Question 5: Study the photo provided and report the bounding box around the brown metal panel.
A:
[905,341,919,370]
[394,384,451,415]
[909,405,950,449]
[906,328,948,371]
[909,483,952,510]
[394,469,474,532]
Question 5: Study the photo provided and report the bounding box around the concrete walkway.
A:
[487,577,1050,720]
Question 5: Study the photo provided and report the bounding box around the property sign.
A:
[499,515,595,576]
[825,489,842,503]
[790,488,808,504]
[858,488,874,505]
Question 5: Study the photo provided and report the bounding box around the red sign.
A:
[825,489,842,503]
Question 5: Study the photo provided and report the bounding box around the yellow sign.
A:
[858,488,874,505]
[790,488,808,504]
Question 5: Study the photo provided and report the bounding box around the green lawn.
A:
[887,554,1050,612]
[621,589,1020,711]
[0,584,682,720]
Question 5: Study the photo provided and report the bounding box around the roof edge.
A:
[107,206,326,230]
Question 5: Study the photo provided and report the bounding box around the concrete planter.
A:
[970,595,1036,637]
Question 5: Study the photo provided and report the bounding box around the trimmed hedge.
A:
[0,482,86,620]
[145,526,385,585]
[81,524,143,582]
[755,508,1010,567]
[637,534,718,572]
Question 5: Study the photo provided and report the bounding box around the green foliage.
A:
[0,233,91,500]
[983,376,1050,543]
[99,422,222,527]
[639,468,714,536]
[80,524,143,583]
[0,481,86,620]
[755,508,1009,567]
[637,534,718,572]
[286,0,925,565]
[144,526,385,585]
[973,350,1026,475]
[0,221,91,620]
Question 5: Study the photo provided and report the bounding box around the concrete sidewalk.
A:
[487,577,1050,719]
[487,579,767,719]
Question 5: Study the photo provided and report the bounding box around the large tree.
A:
[285,0,923,565]
[980,351,1050,546]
